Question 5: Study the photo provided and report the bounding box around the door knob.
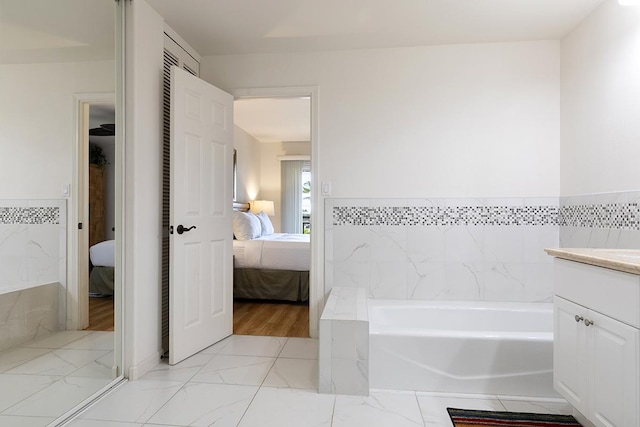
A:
[574,315,584,323]
[584,319,594,327]
[176,224,196,235]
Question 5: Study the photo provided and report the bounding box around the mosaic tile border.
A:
[333,203,640,230]
[559,203,640,230]
[333,205,559,227]
[0,207,60,225]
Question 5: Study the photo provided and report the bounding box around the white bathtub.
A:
[369,299,558,397]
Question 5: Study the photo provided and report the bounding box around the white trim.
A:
[233,86,322,338]
[277,155,310,161]
[115,0,126,380]
[128,351,163,380]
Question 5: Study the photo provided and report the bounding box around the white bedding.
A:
[89,239,115,267]
[233,233,310,271]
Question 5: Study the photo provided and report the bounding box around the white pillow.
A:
[256,211,274,236]
[233,211,262,240]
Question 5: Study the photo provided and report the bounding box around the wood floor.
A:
[87,296,114,331]
[233,300,309,338]
[85,297,309,337]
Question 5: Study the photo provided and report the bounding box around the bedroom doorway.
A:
[76,96,116,332]
[232,94,314,338]
[86,103,116,331]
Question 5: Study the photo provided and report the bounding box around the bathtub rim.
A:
[368,299,554,339]
[367,298,554,312]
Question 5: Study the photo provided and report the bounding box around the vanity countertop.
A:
[545,248,640,276]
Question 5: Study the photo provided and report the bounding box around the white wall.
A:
[233,125,261,202]
[282,142,311,156]
[0,61,115,198]
[124,0,165,379]
[201,41,561,199]
[560,0,640,195]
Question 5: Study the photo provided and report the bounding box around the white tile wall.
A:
[560,191,640,248]
[326,192,640,302]
[325,197,559,302]
[319,287,369,396]
[0,199,66,294]
[0,200,66,351]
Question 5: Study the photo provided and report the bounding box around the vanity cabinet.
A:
[553,258,639,427]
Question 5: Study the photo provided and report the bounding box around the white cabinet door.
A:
[554,296,588,414]
[587,310,639,427]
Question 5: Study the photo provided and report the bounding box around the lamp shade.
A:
[251,200,275,216]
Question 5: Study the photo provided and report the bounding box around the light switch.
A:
[62,184,70,197]
[322,181,331,196]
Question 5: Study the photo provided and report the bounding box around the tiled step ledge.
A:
[318,287,369,396]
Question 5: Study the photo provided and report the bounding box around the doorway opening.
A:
[86,104,116,331]
[232,95,313,338]
[74,94,116,333]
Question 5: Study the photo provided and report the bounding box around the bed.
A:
[89,239,115,296]
[232,203,310,302]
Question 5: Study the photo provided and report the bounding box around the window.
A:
[302,163,311,234]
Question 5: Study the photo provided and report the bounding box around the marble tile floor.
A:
[0,330,115,427]
[50,335,573,427]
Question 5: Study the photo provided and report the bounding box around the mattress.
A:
[89,239,115,267]
[233,233,310,271]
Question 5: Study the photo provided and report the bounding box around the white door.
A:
[169,66,234,365]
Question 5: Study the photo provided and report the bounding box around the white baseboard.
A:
[127,350,161,380]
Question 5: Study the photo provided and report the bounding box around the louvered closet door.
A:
[161,47,179,353]
[162,38,201,354]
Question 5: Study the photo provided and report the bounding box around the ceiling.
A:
[0,0,115,64]
[234,98,311,143]
[90,104,115,129]
[146,0,606,56]
[1,0,609,142]
[89,104,116,146]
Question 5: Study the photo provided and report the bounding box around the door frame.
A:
[72,93,116,331]
[232,86,322,338]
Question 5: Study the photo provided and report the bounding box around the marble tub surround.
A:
[319,287,369,396]
[0,283,61,352]
[545,248,640,275]
[559,191,640,249]
[0,200,67,351]
[325,197,559,303]
[0,199,67,294]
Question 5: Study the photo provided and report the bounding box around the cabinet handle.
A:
[574,315,584,323]
[584,319,594,327]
